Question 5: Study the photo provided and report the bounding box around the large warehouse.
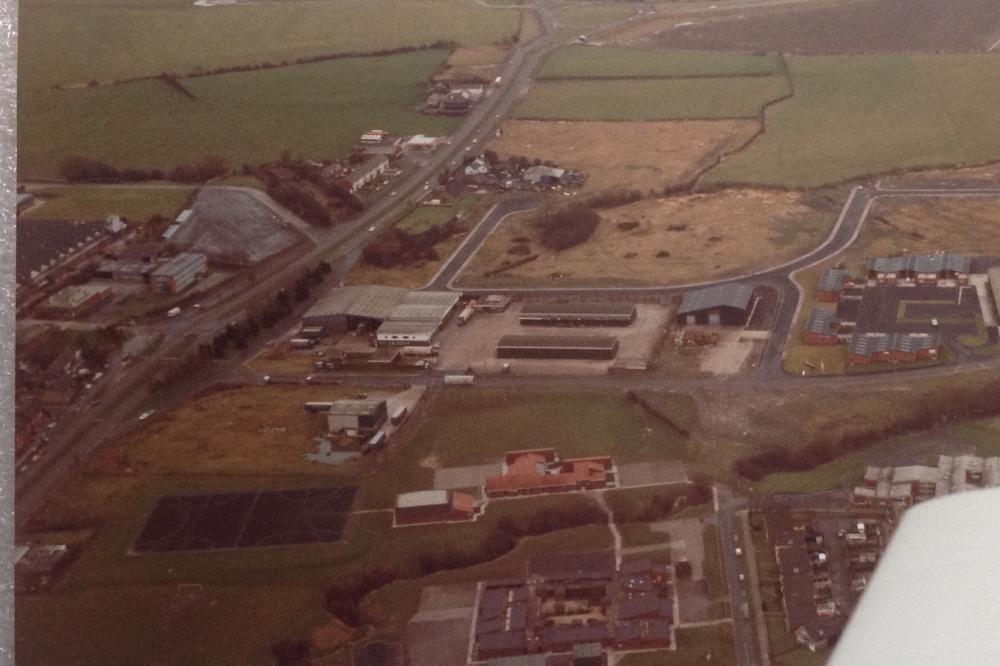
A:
[302,286,459,344]
[519,302,636,327]
[676,283,754,326]
[496,335,619,360]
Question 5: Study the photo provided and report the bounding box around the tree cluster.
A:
[361,217,465,268]
[613,484,713,523]
[266,182,332,227]
[583,188,644,209]
[535,204,601,251]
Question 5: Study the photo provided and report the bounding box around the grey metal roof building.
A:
[303,286,457,332]
[848,331,940,359]
[804,308,839,337]
[519,302,636,327]
[496,335,619,360]
[676,283,754,326]
[817,268,847,294]
[867,253,970,279]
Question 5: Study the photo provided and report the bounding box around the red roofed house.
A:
[485,448,615,498]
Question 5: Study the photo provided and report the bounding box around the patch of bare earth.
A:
[488,119,760,195]
[460,189,834,287]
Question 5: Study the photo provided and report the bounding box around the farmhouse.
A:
[150,252,206,294]
[866,253,970,284]
[816,268,847,302]
[496,335,619,360]
[350,155,389,192]
[846,331,940,365]
[519,302,636,327]
[484,448,615,498]
[326,399,388,436]
[676,283,754,326]
[36,284,112,319]
[394,490,478,525]
[802,308,842,345]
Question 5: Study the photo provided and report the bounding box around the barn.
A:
[519,302,636,327]
[676,283,754,326]
[496,335,619,360]
[303,286,458,339]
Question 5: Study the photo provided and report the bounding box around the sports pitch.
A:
[133,486,358,552]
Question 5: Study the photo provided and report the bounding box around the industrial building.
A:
[485,449,615,498]
[676,283,755,326]
[95,259,155,283]
[303,286,459,345]
[393,489,478,525]
[474,294,512,312]
[496,335,619,360]
[852,454,1000,508]
[326,399,388,435]
[866,253,970,284]
[150,252,206,294]
[36,284,112,319]
[847,331,941,365]
[519,302,636,327]
[474,554,671,661]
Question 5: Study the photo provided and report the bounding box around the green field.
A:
[22,186,192,221]
[19,0,520,91]
[19,51,459,179]
[553,3,637,41]
[541,46,783,79]
[396,195,480,234]
[363,388,689,508]
[705,54,1000,187]
[515,75,790,120]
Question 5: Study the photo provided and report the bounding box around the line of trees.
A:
[734,377,1000,481]
[59,155,228,184]
[323,501,606,628]
[362,217,466,268]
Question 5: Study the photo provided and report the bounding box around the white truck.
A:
[443,374,475,385]
[290,338,316,349]
[456,302,476,326]
[166,307,182,318]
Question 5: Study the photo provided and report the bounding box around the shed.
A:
[519,302,636,327]
[676,283,754,326]
[496,335,618,360]
[327,399,388,434]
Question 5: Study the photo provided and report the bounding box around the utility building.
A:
[676,283,754,326]
[496,335,618,360]
[519,302,636,327]
[394,490,478,525]
[151,252,206,294]
[327,399,388,436]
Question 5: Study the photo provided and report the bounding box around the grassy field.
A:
[21,186,192,221]
[515,75,790,120]
[458,189,837,287]
[754,416,1000,494]
[19,51,458,179]
[17,477,608,665]
[706,54,1000,187]
[396,196,480,234]
[541,46,783,79]
[19,0,520,91]
[362,387,689,508]
[553,3,637,42]
[488,118,760,194]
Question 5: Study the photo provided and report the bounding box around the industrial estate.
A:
[11,1,1000,666]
